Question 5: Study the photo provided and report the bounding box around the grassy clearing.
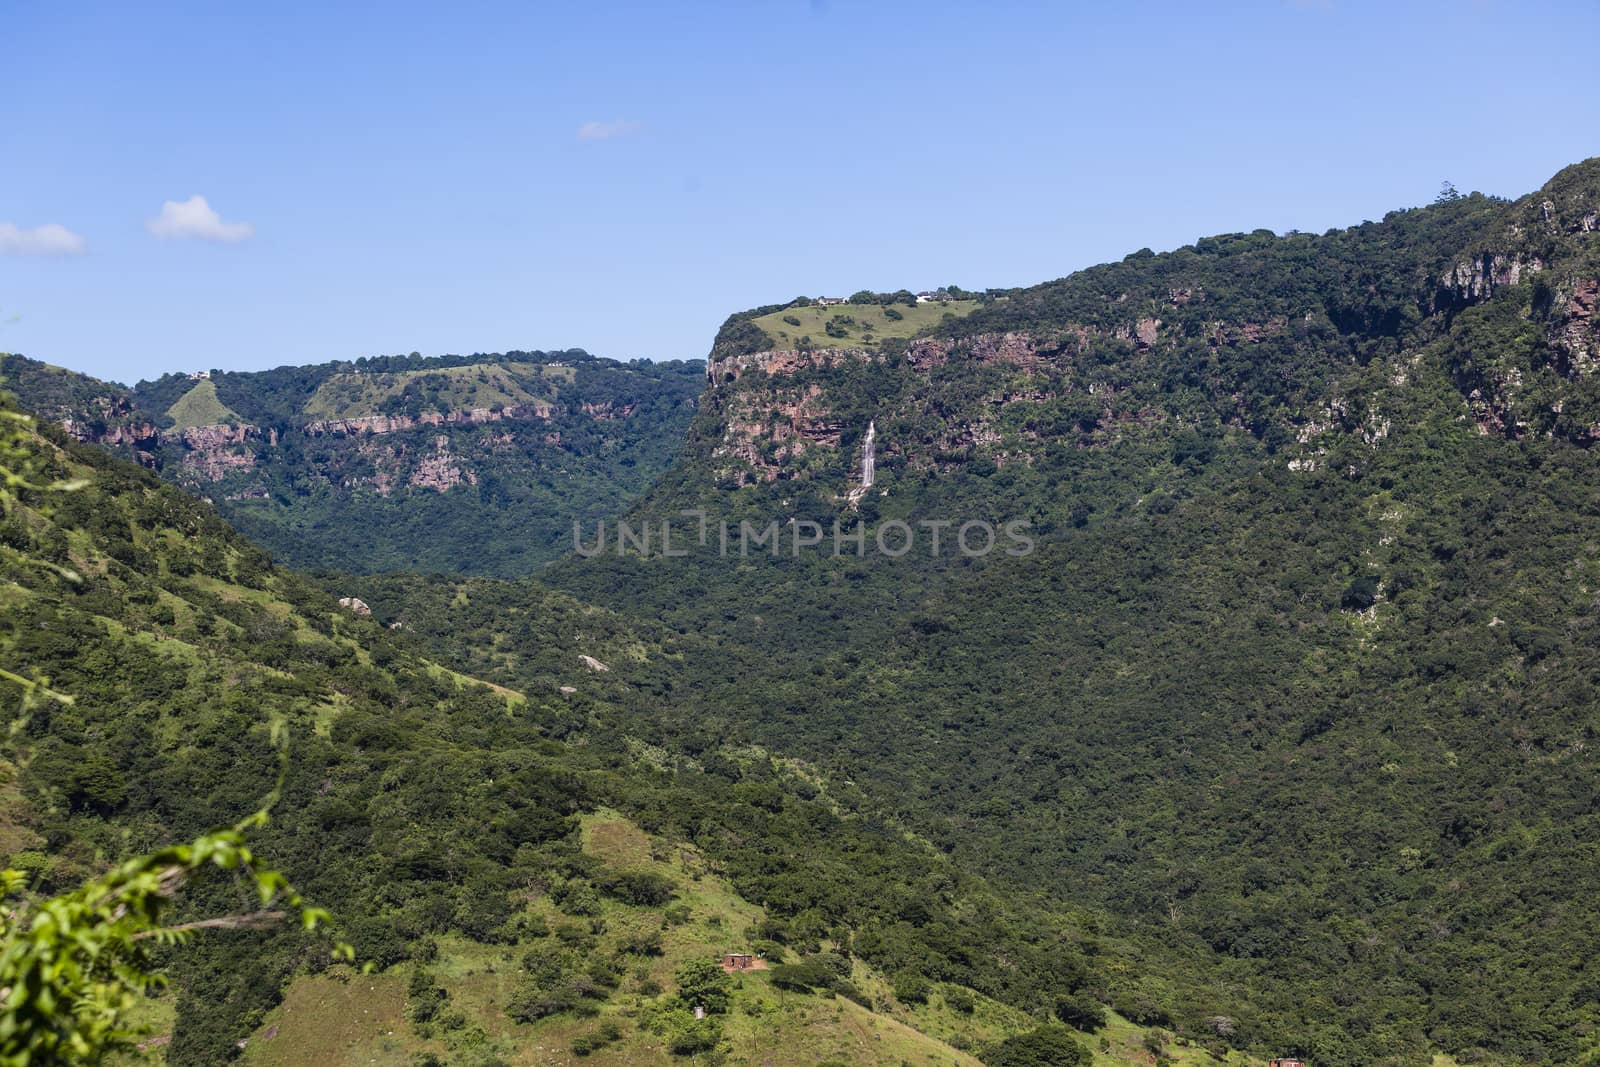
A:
[718,980,987,1067]
[748,300,980,351]
[843,960,1030,1053]
[237,971,412,1067]
[164,379,241,429]
[111,992,176,1065]
[423,659,527,707]
[302,362,556,420]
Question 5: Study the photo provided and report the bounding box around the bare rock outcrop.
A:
[1439,251,1544,305]
[1549,277,1599,376]
[304,403,555,438]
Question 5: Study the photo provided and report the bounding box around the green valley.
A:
[0,403,1178,1066]
[6,156,1600,1067]
[10,8,1597,1066]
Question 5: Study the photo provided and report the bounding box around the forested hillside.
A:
[331,160,1600,1066]
[0,350,703,576]
[0,403,1217,1065]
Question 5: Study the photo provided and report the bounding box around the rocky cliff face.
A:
[689,161,1600,498]
[5,351,705,574]
[56,396,656,497]
[1549,275,1600,377]
[1430,165,1600,442]
[303,403,555,437]
[701,310,1315,489]
[53,414,264,480]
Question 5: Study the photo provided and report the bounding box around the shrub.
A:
[674,958,732,1014]
[664,1010,721,1054]
[407,968,448,1024]
[986,1025,1092,1067]
[506,978,579,1022]
[598,869,676,906]
[944,986,976,1014]
[1054,992,1107,1031]
[812,951,851,979]
[620,927,664,956]
[833,980,870,1006]
[1342,574,1380,610]
[892,971,931,1004]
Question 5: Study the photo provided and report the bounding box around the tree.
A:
[769,959,833,993]
[673,958,731,1014]
[1054,992,1107,1031]
[892,971,931,1004]
[1341,574,1380,610]
[986,1025,1092,1067]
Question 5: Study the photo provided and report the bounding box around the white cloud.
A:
[146,195,254,242]
[0,222,87,256]
[577,119,642,142]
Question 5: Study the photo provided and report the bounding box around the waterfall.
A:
[860,420,876,490]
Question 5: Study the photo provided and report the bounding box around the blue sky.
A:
[2,1,1596,383]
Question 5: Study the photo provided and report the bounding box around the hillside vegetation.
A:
[301,361,574,420]
[0,402,1201,1065]
[10,158,1600,1066]
[357,160,1600,1066]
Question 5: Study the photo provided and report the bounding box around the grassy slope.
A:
[302,361,562,419]
[240,811,1252,1067]
[748,300,980,351]
[163,379,241,428]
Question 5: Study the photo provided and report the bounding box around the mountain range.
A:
[3,157,1599,1066]
[0,350,702,576]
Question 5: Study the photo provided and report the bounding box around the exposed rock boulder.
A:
[337,597,372,616]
